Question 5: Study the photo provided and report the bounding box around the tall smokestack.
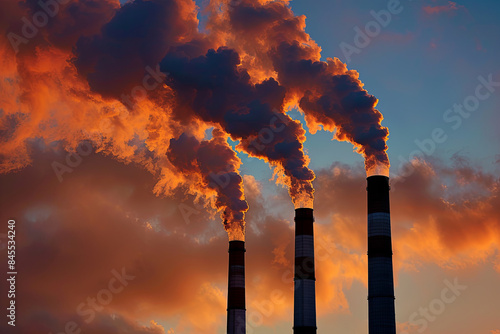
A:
[227,240,246,334]
[293,208,317,334]
[367,176,396,334]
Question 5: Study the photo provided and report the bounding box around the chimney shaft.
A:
[367,176,396,334]
[227,240,246,334]
[293,208,317,334]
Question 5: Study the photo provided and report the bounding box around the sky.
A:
[0,0,499,333]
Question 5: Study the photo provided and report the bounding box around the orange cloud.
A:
[423,1,462,15]
[314,157,500,275]
[1,139,499,334]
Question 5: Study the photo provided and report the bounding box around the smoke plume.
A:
[1,0,391,235]
[206,0,390,175]
[160,47,315,208]
[167,128,248,240]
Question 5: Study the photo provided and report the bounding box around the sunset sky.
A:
[0,0,499,333]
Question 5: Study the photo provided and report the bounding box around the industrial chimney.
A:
[227,240,246,334]
[293,208,317,334]
[367,175,396,334]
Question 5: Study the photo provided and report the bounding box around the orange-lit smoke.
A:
[166,128,248,240]
[1,0,391,225]
[206,0,390,176]
[160,48,315,208]
[0,0,247,238]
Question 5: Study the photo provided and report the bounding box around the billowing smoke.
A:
[167,128,248,240]
[271,43,390,176]
[0,0,249,239]
[160,47,315,208]
[206,0,390,176]
[0,0,390,238]
[74,0,201,99]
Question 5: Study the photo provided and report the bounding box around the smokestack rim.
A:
[366,175,389,181]
[366,175,390,191]
[295,207,314,218]
[228,240,246,252]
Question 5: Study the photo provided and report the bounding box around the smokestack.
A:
[367,176,396,334]
[227,240,246,334]
[293,208,317,334]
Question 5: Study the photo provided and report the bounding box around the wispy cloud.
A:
[423,1,463,15]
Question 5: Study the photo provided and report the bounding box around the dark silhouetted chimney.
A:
[293,208,317,334]
[367,176,396,334]
[227,240,246,334]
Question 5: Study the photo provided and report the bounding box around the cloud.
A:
[313,156,500,274]
[1,141,499,333]
[423,1,463,15]
[0,146,305,332]
[0,148,230,333]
